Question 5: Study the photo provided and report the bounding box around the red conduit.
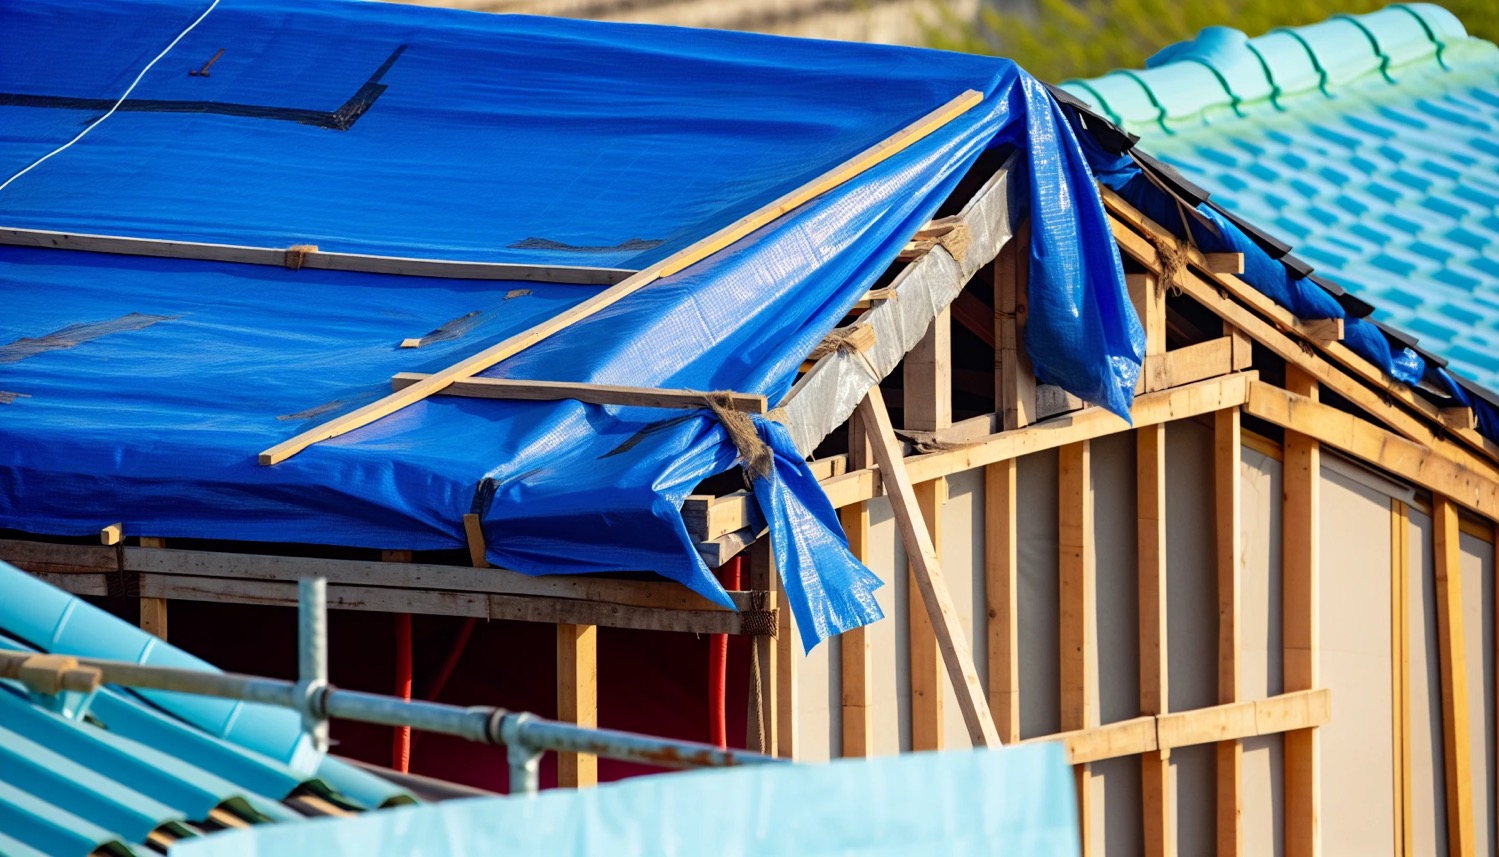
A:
[709,556,742,749]
[392,613,413,772]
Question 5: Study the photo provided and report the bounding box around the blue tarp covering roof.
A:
[173,742,1080,856]
[0,0,1142,649]
[0,560,414,856]
[1061,5,1499,434]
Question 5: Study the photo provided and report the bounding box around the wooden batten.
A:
[1391,500,1413,857]
[392,374,768,414]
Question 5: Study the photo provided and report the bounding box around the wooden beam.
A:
[1216,408,1243,857]
[1300,318,1344,344]
[1203,252,1245,275]
[1127,272,1166,358]
[905,308,950,752]
[139,537,167,640]
[0,226,634,285]
[556,623,598,788]
[840,419,873,758]
[1105,192,1499,471]
[1433,495,1475,857]
[259,90,984,465]
[1060,441,1097,854]
[392,373,768,414]
[1282,365,1320,857]
[1244,382,1499,521]
[856,387,1001,747]
[1139,336,1235,394]
[986,458,1020,743]
[747,538,778,755]
[1138,422,1172,857]
[995,221,1036,431]
[1025,688,1331,764]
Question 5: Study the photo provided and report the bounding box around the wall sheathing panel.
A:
[864,497,906,756]
[1408,507,1449,855]
[1241,443,1286,856]
[1019,448,1062,740]
[1091,430,1143,856]
[1460,529,1496,854]
[1317,462,1397,853]
[1163,420,1217,853]
[796,617,837,762]
[935,469,986,751]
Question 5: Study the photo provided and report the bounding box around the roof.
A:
[0,560,414,856]
[172,742,1077,856]
[0,0,1141,651]
[1060,4,1499,395]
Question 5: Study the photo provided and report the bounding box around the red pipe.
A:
[709,556,742,749]
[392,613,413,772]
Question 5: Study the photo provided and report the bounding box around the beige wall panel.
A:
[1460,531,1496,854]
[1241,446,1285,855]
[1317,463,1396,853]
[1090,431,1143,857]
[796,620,836,762]
[1408,507,1448,855]
[1018,448,1061,739]
[1164,420,1217,853]
[938,468,985,750]
[863,497,906,755]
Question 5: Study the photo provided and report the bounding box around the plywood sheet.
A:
[1019,448,1061,739]
[1318,464,1396,853]
[1241,447,1285,855]
[938,469,986,750]
[865,497,906,755]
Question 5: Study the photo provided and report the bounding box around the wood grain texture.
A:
[1433,496,1475,857]
[1282,366,1321,857]
[556,623,598,788]
[393,373,767,414]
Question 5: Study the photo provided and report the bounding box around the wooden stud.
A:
[1392,500,1413,857]
[1060,441,1098,854]
[1227,324,1253,371]
[1244,382,1498,521]
[746,538,779,756]
[259,90,984,465]
[1282,365,1320,857]
[840,419,873,758]
[1138,423,1173,857]
[1127,272,1166,358]
[139,537,167,640]
[1433,495,1475,857]
[986,458,1020,743]
[1216,408,1243,856]
[392,374,768,414]
[856,387,1000,747]
[905,308,951,752]
[995,221,1036,431]
[556,623,598,788]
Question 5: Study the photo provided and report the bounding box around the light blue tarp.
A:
[172,743,1079,856]
[0,0,1141,649]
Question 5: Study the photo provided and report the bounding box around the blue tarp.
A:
[0,0,1141,649]
[172,743,1080,856]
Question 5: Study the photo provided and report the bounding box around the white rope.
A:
[0,0,221,194]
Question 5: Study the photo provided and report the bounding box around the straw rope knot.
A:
[703,392,777,485]
[807,323,875,361]
[1141,228,1188,297]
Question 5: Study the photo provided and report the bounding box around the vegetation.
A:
[921,0,1499,83]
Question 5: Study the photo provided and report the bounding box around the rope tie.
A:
[704,392,776,485]
[807,323,875,361]
[1141,229,1188,297]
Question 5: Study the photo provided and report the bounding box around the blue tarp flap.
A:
[0,0,1139,648]
[172,743,1080,856]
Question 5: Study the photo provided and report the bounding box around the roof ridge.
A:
[1058,5,1494,136]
